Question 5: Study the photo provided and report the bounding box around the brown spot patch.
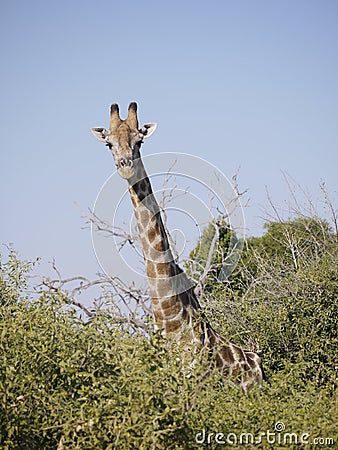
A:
[221,345,235,364]
[147,247,160,261]
[241,362,251,372]
[140,210,149,224]
[147,227,156,242]
[146,261,156,278]
[156,262,169,276]
[161,297,182,315]
[231,344,245,361]
[166,319,182,333]
[156,279,171,296]
[245,353,257,370]
[154,309,165,322]
[153,239,165,252]
[139,179,148,194]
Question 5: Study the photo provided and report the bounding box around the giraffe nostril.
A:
[119,158,133,168]
[120,158,133,167]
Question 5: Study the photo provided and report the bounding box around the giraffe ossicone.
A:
[91,102,264,391]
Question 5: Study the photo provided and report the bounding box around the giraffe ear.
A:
[90,127,109,142]
[140,123,157,139]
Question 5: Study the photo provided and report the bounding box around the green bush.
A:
[200,217,338,383]
[0,214,337,449]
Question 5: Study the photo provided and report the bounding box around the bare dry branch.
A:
[82,208,138,251]
[37,260,152,332]
[320,181,338,245]
[194,221,220,298]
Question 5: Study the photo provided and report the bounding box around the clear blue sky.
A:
[1,0,337,283]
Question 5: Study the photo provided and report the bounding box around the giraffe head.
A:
[91,102,157,179]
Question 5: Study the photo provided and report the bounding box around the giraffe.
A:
[91,102,264,391]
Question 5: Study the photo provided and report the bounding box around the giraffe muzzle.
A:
[117,157,135,179]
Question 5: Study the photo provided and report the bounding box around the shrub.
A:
[0,215,337,449]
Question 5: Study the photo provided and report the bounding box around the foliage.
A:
[199,217,338,377]
[1,211,338,448]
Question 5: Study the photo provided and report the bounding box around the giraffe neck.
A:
[127,158,200,337]
[126,158,263,390]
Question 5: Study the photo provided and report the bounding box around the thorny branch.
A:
[321,181,338,245]
[194,221,220,298]
[263,175,338,265]
[82,208,138,251]
[39,262,152,331]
